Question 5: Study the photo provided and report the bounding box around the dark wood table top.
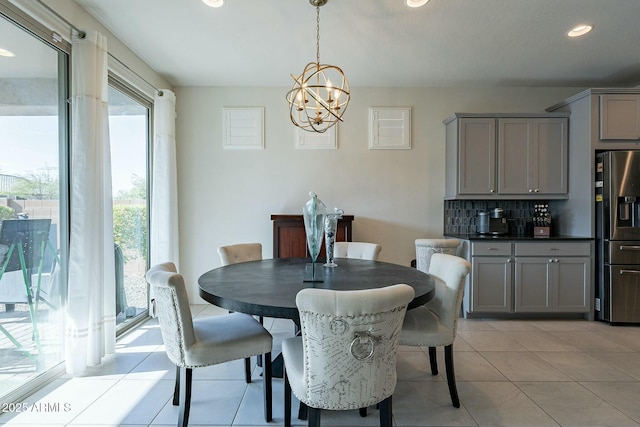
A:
[198,257,436,323]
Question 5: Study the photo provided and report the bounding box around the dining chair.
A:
[217,242,266,365]
[146,262,273,427]
[414,238,460,273]
[400,253,471,408]
[283,284,415,427]
[333,241,382,260]
[217,242,262,266]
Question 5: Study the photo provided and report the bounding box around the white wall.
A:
[175,85,583,301]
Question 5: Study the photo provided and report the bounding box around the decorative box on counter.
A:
[534,226,551,237]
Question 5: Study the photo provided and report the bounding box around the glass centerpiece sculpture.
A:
[302,192,326,281]
[324,207,344,267]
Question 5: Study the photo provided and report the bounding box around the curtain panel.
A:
[66,30,116,374]
[151,90,179,269]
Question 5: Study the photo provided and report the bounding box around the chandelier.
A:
[286,0,350,133]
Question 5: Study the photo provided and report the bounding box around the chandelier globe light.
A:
[286,0,350,133]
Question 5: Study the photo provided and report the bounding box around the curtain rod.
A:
[35,0,164,97]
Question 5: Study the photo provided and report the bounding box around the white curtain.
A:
[150,90,179,268]
[65,30,116,374]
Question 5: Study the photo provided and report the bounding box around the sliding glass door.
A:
[0,9,68,399]
[108,82,150,330]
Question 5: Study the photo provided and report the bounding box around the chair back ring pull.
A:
[350,331,380,361]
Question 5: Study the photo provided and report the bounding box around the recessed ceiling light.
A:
[567,24,593,38]
[406,0,430,7]
[202,0,224,7]
[0,48,15,57]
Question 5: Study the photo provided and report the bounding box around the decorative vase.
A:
[302,192,326,281]
[324,208,344,267]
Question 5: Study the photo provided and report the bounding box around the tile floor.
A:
[1,305,640,426]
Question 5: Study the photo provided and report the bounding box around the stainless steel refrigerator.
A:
[596,150,640,323]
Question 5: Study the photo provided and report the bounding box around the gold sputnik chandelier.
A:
[286,0,350,133]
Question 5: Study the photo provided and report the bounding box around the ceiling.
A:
[72,0,640,88]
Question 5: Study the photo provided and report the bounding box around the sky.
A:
[0,115,146,196]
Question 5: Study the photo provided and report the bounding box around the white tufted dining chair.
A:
[217,242,262,266]
[400,253,471,408]
[282,284,415,427]
[414,238,460,273]
[333,241,382,260]
[146,262,273,427]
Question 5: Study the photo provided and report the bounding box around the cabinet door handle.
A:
[490,189,495,193]
[535,189,540,193]
[529,189,533,193]
[620,269,640,275]
[620,245,640,251]
[549,247,559,251]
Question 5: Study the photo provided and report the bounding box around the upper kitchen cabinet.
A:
[498,118,568,196]
[600,94,640,140]
[444,113,569,200]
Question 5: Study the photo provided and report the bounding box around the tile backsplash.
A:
[444,200,539,236]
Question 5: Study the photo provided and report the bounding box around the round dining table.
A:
[198,257,436,324]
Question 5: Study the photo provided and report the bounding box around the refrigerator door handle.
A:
[619,245,640,251]
[619,269,640,275]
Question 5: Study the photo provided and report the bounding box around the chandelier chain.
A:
[316,6,320,64]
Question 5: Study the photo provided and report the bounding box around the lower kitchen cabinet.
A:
[514,256,590,312]
[464,239,593,317]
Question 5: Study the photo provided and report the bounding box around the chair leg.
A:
[298,402,308,421]
[284,366,292,427]
[263,352,272,422]
[308,407,321,427]
[379,396,392,427]
[177,367,193,427]
[244,357,252,383]
[359,407,367,417]
[428,346,438,375]
[444,344,460,408]
[257,316,264,367]
[173,366,180,406]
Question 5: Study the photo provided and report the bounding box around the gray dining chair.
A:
[400,253,471,408]
[146,262,273,427]
[333,241,382,260]
[283,284,415,427]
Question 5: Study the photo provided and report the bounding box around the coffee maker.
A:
[477,208,508,235]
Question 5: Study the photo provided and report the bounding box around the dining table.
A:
[198,257,436,377]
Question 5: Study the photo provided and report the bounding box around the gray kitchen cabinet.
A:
[468,241,513,314]
[498,118,568,195]
[445,117,496,197]
[465,240,592,317]
[471,256,512,313]
[514,242,591,313]
[444,113,569,200]
[600,94,640,140]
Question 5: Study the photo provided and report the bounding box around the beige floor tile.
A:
[480,352,571,382]
[457,330,528,352]
[581,381,640,423]
[550,331,635,352]
[485,319,544,331]
[589,351,640,380]
[459,382,560,427]
[502,331,580,352]
[535,351,637,382]
[392,381,477,426]
[517,381,640,427]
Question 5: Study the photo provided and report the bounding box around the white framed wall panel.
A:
[295,126,337,149]
[222,107,264,149]
[369,107,411,149]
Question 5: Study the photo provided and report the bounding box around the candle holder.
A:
[324,208,344,267]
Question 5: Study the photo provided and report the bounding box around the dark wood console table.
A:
[270,214,354,258]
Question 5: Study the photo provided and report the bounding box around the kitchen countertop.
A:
[444,233,593,241]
